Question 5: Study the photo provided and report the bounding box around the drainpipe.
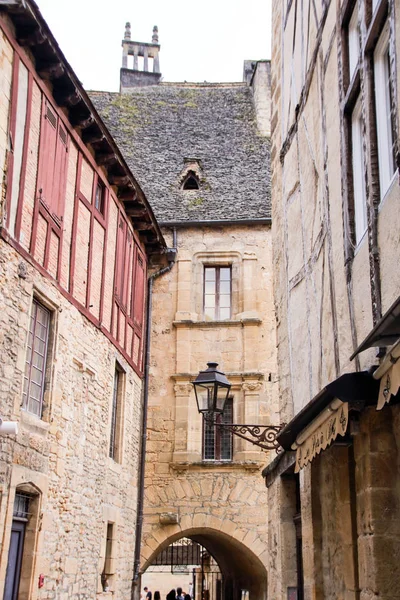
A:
[131,228,177,599]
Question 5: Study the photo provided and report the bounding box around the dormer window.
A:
[182,171,199,190]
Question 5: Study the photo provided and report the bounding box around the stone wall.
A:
[268,1,400,599]
[0,238,142,599]
[140,224,279,598]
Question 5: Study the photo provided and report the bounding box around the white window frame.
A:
[351,97,368,244]
[374,22,396,200]
[348,3,359,82]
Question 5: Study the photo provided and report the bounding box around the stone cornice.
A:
[169,461,264,474]
[172,318,262,329]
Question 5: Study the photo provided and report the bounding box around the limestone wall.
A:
[271,0,400,419]
[141,224,279,595]
[0,240,142,599]
[269,1,400,599]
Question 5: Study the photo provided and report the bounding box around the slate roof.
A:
[89,83,271,224]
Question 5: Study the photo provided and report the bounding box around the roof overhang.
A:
[350,295,400,360]
[277,371,379,450]
[0,0,166,254]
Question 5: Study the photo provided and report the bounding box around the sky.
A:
[35,0,272,92]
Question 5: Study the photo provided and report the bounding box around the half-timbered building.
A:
[0,1,165,598]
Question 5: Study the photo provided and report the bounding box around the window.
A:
[182,171,199,190]
[95,180,105,215]
[4,487,41,600]
[374,23,396,199]
[101,522,115,592]
[348,4,359,81]
[109,364,124,461]
[204,266,231,320]
[37,99,68,221]
[203,398,233,461]
[351,98,367,243]
[22,300,51,417]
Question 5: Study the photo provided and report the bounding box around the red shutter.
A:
[123,230,133,310]
[114,216,126,303]
[38,99,68,220]
[133,249,146,329]
[39,100,57,210]
[52,122,68,218]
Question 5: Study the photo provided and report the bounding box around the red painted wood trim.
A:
[123,237,133,351]
[69,152,82,296]
[30,94,47,257]
[5,53,19,231]
[110,202,121,340]
[43,218,51,270]
[0,227,144,378]
[55,130,69,281]
[0,18,147,256]
[15,71,33,241]
[85,173,97,309]
[99,187,110,325]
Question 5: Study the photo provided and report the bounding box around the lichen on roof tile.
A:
[89,84,271,224]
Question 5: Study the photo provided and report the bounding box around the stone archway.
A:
[141,524,268,600]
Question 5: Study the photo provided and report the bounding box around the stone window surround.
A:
[373,21,396,199]
[108,360,126,465]
[193,251,240,319]
[98,505,119,595]
[172,373,266,464]
[17,288,59,424]
[3,473,45,600]
[341,0,398,253]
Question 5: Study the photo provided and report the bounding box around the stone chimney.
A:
[244,60,271,137]
[120,23,161,91]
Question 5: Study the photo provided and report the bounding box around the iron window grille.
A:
[203,398,233,461]
[13,493,31,522]
[22,300,50,417]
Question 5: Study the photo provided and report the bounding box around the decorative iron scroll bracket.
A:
[203,413,285,452]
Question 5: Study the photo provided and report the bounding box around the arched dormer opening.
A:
[182,171,200,190]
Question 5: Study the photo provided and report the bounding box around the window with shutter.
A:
[132,251,145,329]
[38,99,68,221]
[114,216,127,304]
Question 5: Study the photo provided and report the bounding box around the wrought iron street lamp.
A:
[192,362,231,415]
[192,362,284,452]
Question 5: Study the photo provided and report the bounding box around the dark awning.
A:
[277,371,379,451]
[350,295,400,360]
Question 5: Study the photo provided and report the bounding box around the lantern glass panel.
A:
[216,385,229,412]
[196,383,215,413]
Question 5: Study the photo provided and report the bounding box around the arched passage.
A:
[142,527,268,600]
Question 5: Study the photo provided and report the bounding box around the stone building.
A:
[90,27,278,600]
[0,2,165,599]
[264,1,400,599]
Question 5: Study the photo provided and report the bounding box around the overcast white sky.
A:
[35,0,271,92]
